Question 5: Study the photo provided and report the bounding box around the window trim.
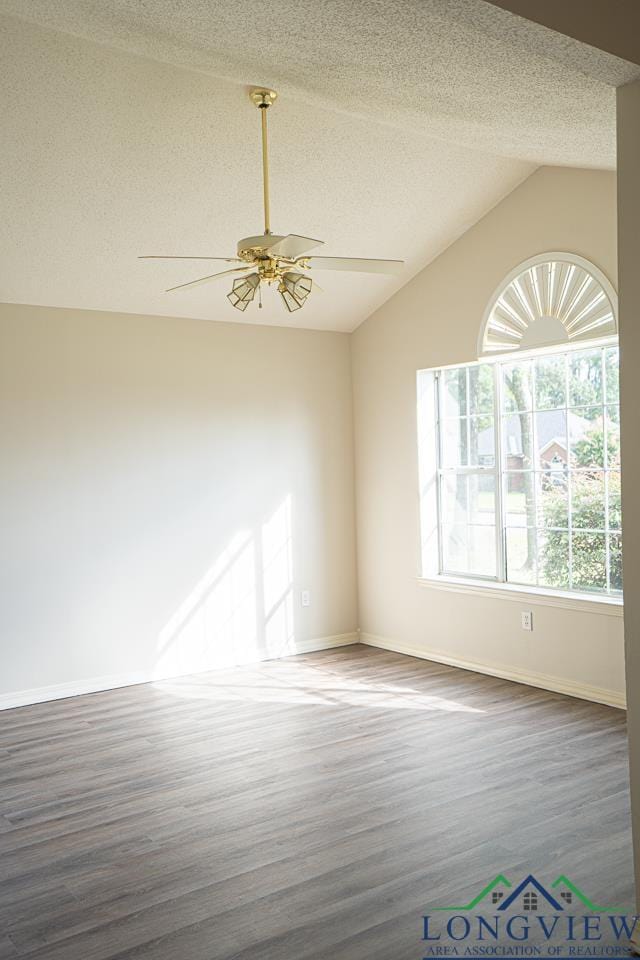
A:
[416,574,623,616]
[418,336,622,607]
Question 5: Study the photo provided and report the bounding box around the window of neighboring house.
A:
[417,341,622,598]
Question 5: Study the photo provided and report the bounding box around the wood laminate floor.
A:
[0,645,633,960]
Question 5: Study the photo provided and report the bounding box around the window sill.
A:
[417,575,623,616]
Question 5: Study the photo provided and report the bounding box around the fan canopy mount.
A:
[249,87,277,108]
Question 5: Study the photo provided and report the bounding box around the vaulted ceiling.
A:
[1,0,637,332]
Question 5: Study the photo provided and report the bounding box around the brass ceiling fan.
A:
[140,88,404,313]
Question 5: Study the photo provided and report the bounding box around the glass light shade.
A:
[227,273,260,311]
[279,272,312,312]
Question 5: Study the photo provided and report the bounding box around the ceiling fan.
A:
[140,88,404,313]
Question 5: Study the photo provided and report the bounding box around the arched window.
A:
[417,253,622,601]
[479,253,617,357]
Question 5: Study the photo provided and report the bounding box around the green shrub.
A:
[541,472,621,592]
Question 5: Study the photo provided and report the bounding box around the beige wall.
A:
[0,304,358,706]
[617,78,640,917]
[486,0,640,67]
[0,166,626,712]
[351,166,625,705]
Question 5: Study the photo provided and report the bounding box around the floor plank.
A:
[0,645,633,958]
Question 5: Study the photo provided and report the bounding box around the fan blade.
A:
[140,256,242,262]
[300,256,404,275]
[166,266,253,293]
[263,234,324,259]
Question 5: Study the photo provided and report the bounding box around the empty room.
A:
[2,2,640,959]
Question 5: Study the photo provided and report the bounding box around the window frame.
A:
[419,335,623,607]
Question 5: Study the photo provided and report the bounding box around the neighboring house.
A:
[477,410,592,476]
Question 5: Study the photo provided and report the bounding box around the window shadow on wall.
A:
[153,495,294,678]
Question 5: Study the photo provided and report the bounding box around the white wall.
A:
[0,304,358,706]
[351,166,625,707]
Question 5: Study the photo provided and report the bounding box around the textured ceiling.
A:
[0,1,636,332]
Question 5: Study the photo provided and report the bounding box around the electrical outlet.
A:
[301,590,311,608]
[521,611,533,632]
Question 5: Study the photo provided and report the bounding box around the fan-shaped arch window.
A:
[479,254,617,357]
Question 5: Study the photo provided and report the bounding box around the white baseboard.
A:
[287,632,358,656]
[0,632,359,711]
[5,630,621,712]
[359,632,626,709]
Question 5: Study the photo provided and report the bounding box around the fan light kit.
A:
[140,88,404,313]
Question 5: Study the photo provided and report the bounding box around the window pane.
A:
[505,527,537,585]
[440,474,468,524]
[469,415,494,467]
[570,410,604,468]
[571,531,607,593]
[502,361,532,413]
[440,474,495,526]
[605,346,619,404]
[606,402,620,425]
[536,409,567,470]
[535,354,566,410]
[609,533,623,593]
[469,365,494,416]
[441,524,496,577]
[537,472,568,528]
[609,471,621,529]
[571,471,606,529]
[606,407,621,468]
[471,474,496,525]
[504,472,532,526]
[441,417,468,466]
[502,412,533,468]
[569,349,604,407]
[538,529,570,590]
[443,368,467,417]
